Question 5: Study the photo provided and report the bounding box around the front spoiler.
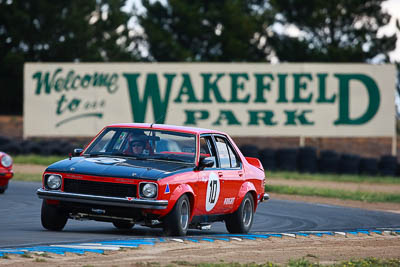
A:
[37,188,168,210]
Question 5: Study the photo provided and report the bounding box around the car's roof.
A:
[106,123,226,135]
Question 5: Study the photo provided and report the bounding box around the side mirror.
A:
[73,148,83,157]
[197,157,214,170]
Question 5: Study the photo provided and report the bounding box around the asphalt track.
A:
[1,181,400,249]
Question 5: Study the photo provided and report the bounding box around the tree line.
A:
[0,0,397,114]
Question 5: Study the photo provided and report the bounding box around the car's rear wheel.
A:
[112,221,135,230]
[163,194,190,236]
[225,193,254,234]
[41,200,68,231]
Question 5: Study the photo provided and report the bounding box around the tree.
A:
[268,0,397,62]
[136,0,274,62]
[0,0,139,115]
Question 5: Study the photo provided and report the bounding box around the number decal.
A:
[205,172,220,212]
[209,180,217,203]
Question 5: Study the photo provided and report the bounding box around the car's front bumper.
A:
[37,188,168,210]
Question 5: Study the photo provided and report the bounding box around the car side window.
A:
[215,136,231,168]
[200,136,217,168]
[215,136,240,168]
[227,143,240,168]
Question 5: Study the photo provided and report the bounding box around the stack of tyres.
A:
[298,146,318,173]
[276,148,297,171]
[338,154,361,174]
[259,148,276,171]
[318,150,339,173]
[359,157,379,176]
[239,145,259,158]
[0,140,22,154]
[379,155,397,176]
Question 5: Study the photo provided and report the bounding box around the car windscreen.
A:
[84,128,197,164]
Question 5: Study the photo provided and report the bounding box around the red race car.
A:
[0,152,13,194]
[37,124,269,235]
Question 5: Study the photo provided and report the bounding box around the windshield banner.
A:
[24,63,395,137]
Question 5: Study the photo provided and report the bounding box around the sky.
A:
[124,0,400,63]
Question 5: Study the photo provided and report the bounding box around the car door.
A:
[196,135,223,215]
[213,135,243,213]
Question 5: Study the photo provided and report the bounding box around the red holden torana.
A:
[0,152,13,194]
[37,124,269,236]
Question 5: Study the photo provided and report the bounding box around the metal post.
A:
[299,136,305,147]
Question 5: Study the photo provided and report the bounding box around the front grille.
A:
[63,178,137,198]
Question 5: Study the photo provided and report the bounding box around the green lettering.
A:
[184,110,209,125]
[174,73,199,103]
[212,110,241,126]
[230,73,250,103]
[248,110,277,125]
[81,75,91,88]
[293,73,313,103]
[277,74,288,103]
[316,73,336,103]
[32,68,62,95]
[334,74,380,125]
[107,74,119,94]
[284,110,314,125]
[201,73,226,103]
[254,73,274,103]
[123,73,176,123]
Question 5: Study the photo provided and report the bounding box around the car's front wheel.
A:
[112,221,135,230]
[225,192,254,234]
[0,183,8,194]
[41,200,68,231]
[163,194,190,236]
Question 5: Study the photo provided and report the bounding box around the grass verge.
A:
[268,171,400,184]
[13,173,42,182]
[267,184,400,203]
[12,155,65,166]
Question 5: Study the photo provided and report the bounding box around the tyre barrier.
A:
[258,148,276,171]
[0,136,81,156]
[298,146,318,173]
[239,145,259,158]
[276,148,298,171]
[359,157,379,176]
[318,150,340,173]
[379,155,397,176]
[0,134,399,178]
[338,154,361,175]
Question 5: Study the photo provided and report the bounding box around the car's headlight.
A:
[140,183,157,198]
[45,174,62,190]
[1,154,12,168]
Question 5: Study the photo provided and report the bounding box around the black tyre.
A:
[112,221,135,230]
[259,148,276,171]
[240,145,259,158]
[338,154,360,174]
[359,157,379,176]
[298,147,318,173]
[318,150,339,173]
[379,155,397,176]
[225,193,254,234]
[163,194,190,236]
[276,148,298,171]
[0,183,8,194]
[41,200,68,231]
